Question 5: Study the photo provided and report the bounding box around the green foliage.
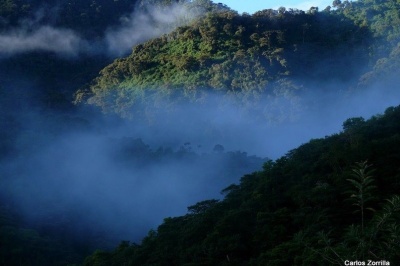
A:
[330,0,400,87]
[82,105,400,265]
[2,0,210,114]
[2,0,400,264]
[79,5,371,116]
[342,117,366,132]
[359,42,400,86]
[187,199,219,214]
[302,194,400,264]
[0,204,84,266]
[346,161,377,233]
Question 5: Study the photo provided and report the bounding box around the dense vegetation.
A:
[0,0,139,114]
[1,0,400,265]
[0,0,206,113]
[83,105,400,266]
[76,0,400,117]
[0,136,266,265]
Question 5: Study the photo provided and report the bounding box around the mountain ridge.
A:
[1,0,400,265]
[75,0,400,118]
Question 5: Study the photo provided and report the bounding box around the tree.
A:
[332,0,342,8]
[213,144,225,153]
[187,199,219,214]
[346,160,376,234]
[342,117,365,132]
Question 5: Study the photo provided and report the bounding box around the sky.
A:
[217,0,334,14]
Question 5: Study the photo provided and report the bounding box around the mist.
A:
[0,25,84,56]
[0,96,269,244]
[1,1,400,253]
[0,6,85,57]
[0,2,205,57]
[105,3,205,56]
[1,73,399,246]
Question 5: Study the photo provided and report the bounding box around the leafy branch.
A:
[346,160,376,234]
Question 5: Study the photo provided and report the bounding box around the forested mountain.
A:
[77,0,400,264]
[0,138,266,265]
[1,0,400,265]
[0,0,223,38]
[0,0,213,113]
[0,0,138,114]
[83,105,400,266]
[75,0,400,117]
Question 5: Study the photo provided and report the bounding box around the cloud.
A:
[0,25,84,56]
[105,3,205,56]
[1,73,399,247]
[0,2,205,58]
[0,111,265,244]
[1,0,398,249]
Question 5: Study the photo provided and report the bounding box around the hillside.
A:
[83,104,400,265]
[0,0,138,113]
[0,137,266,265]
[0,0,210,113]
[76,0,400,117]
[1,0,400,265]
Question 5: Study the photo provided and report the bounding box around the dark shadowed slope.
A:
[83,104,400,266]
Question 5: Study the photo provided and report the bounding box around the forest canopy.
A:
[75,0,400,117]
[82,105,400,265]
[1,0,400,265]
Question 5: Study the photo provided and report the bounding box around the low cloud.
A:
[0,109,266,244]
[105,3,205,56]
[0,26,85,56]
[1,75,399,246]
[0,3,205,57]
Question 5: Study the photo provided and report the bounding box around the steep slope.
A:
[77,0,400,120]
[0,136,267,265]
[0,0,139,113]
[83,104,400,265]
[329,0,400,87]
[1,0,400,265]
[77,7,371,116]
